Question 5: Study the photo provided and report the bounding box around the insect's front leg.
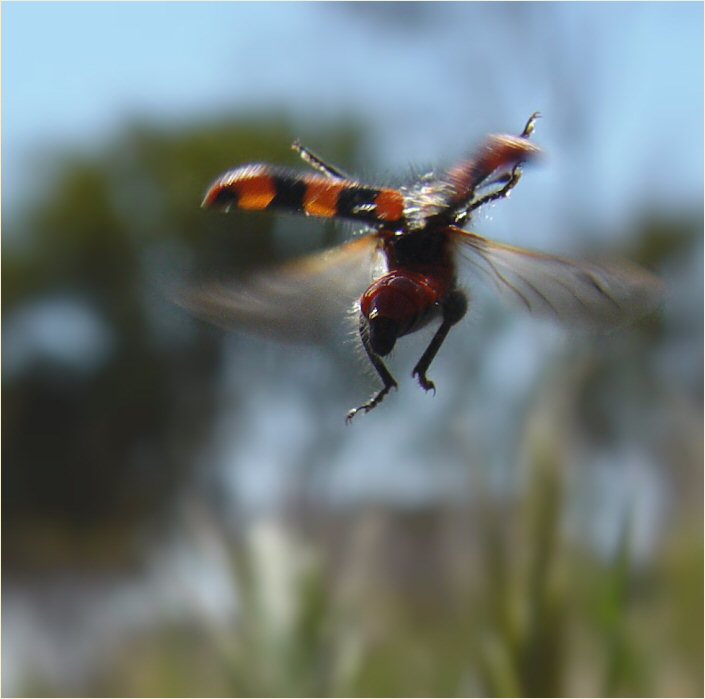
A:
[461,112,542,219]
[520,111,541,138]
[412,289,468,394]
[452,113,541,226]
[291,140,349,180]
[463,166,524,217]
[346,313,398,423]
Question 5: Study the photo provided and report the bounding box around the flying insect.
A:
[188,114,662,421]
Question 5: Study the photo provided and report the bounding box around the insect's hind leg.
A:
[412,290,468,394]
[346,315,398,423]
[291,140,349,180]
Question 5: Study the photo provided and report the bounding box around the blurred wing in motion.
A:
[178,235,382,343]
[455,229,664,327]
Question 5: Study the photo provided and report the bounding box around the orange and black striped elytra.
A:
[191,113,662,421]
[203,164,406,226]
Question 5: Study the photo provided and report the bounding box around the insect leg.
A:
[346,315,398,422]
[412,290,468,394]
[461,113,542,218]
[451,113,541,226]
[291,140,349,180]
[463,166,524,215]
[521,111,541,138]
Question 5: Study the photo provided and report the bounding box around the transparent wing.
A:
[455,229,664,327]
[177,235,382,343]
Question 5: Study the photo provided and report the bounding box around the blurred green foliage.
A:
[87,425,703,697]
[3,115,362,569]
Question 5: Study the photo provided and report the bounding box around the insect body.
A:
[191,114,662,421]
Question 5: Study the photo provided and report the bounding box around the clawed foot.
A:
[345,406,366,423]
[412,368,436,395]
[521,111,541,138]
[346,382,397,423]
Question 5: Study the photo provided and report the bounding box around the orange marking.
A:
[303,179,346,218]
[235,171,277,210]
[374,189,405,222]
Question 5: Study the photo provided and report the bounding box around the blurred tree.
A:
[2,116,363,570]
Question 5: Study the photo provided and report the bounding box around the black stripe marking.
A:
[338,186,383,223]
[211,185,239,209]
[271,175,308,213]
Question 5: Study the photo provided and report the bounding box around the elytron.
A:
[189,114,661,421]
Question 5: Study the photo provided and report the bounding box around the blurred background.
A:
[2,2,702,696]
